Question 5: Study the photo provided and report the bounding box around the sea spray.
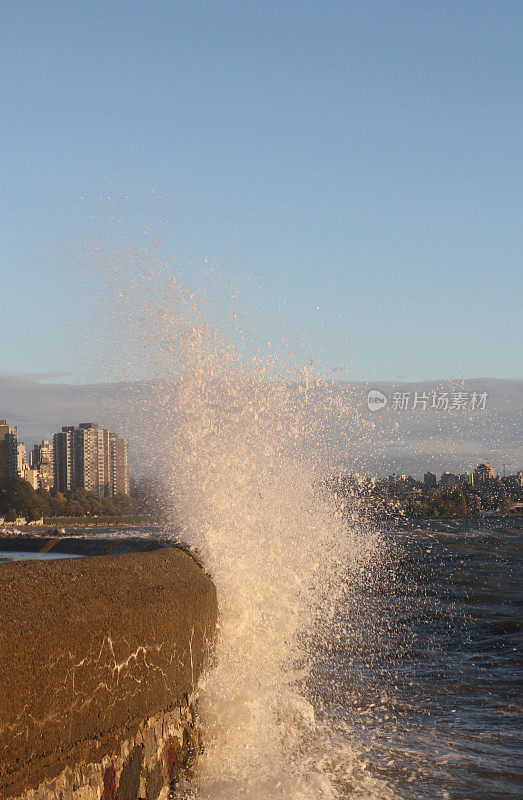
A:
[74,212,397,798]
[137,313,390,798]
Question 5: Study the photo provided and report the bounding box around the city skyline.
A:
[2,411,521,512]
[0,418,130,498]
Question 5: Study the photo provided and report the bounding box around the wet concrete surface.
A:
[0,546,217,797]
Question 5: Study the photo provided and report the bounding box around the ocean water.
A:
[311,516,522,800]
[0,551,83,563]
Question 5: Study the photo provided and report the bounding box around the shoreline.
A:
[0,517,164,537]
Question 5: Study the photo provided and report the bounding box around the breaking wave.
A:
[78,204,396,799]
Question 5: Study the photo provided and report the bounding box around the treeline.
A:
[0,477,138,522]
[329,476,517,519]
[384,485,513,518]
[0,476,174,523]
[400,487,478,518]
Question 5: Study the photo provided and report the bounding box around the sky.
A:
[1,0,522,384]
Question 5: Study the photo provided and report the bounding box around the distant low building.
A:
[424,471,437,489]
[439,472,459,493]
[474,463,497,484]
[19,466,39,490]
[388,473,408,484]
[502,471,523,495]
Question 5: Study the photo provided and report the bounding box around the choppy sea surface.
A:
[313,515,522,800]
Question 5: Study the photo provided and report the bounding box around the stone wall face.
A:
[0,548,217,800]
[12,695,198,800]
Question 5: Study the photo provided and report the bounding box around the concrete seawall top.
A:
[0,547,217,798]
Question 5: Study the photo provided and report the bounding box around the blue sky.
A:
[1,0,522,383]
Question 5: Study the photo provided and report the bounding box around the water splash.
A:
[74,202,397,798]
[128,292,391,799]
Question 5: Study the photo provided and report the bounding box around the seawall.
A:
[0,546,217,800]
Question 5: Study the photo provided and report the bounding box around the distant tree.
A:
[65,499,83,516]
[444,499,458,516]
[1,477,48,518]
[69,489,96,516]
[5,508,16,522]
[48,490,67,515]
[451,488,469,517]
[426,488,443,503]
[113,492,137,515]
[26,506,42,522]
[102,498,117,516]
[470,495,481,515]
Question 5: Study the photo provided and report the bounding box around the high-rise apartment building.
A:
[53,423,129,498]
[109,432,130,496]
[0,420,18,488]
[16,443,26,474]
[30,440,55,490]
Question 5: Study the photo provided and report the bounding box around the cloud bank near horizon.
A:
[0,372,521,479]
